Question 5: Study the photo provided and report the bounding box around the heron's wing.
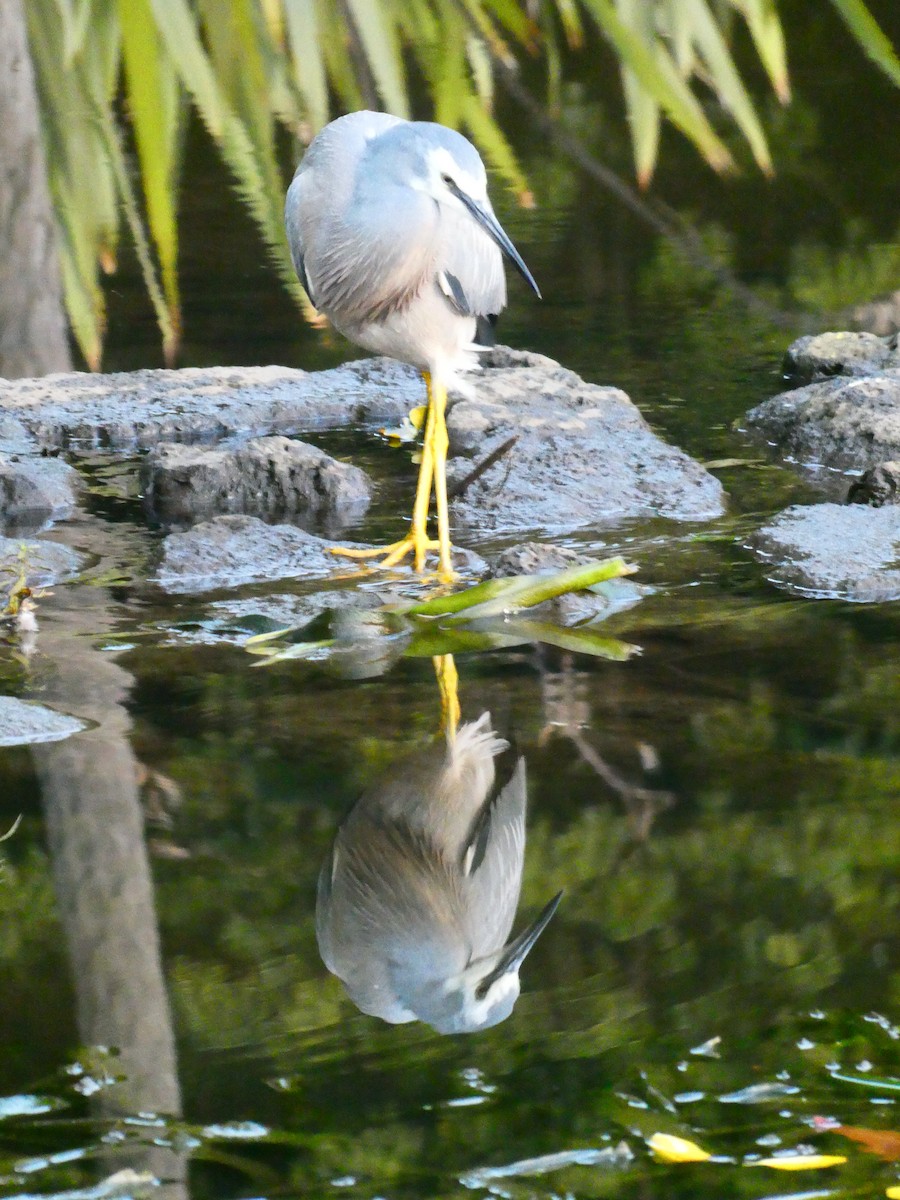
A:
[285,111,407,316]
[316,815,470,1019]
[460,757,527,959]
[435,204,507,319]
[310,186,439,326]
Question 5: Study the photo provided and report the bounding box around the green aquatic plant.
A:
[18,0,900,367]
[244,556,640,669]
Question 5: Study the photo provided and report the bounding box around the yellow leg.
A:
[428,376,455,582]
[330,371,443,572]
[433,653,460,743]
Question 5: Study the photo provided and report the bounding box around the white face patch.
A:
[426,146,487,204]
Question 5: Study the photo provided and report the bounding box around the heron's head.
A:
[420,890,563,1035]
[363,121,541,297]
[367,122,489,208]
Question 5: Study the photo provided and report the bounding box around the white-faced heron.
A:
[285,111,540,581]
[316,712,561,1034]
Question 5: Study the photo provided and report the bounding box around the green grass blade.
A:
[345,0,409,116]
[149,0,303,300]
[93,97,179,363]
[617,0,661,187]
[485,617,639,660]
[729,0,790,102]
[403,557,636,619]
[118,0,182,355]
[281,0,329,130]
[827,0,900,88]
[683,0,773,175]
[580,0,734,175]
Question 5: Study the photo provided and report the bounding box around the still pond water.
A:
[3,31,900,1200]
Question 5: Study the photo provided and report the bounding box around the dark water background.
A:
[2,6,900,1199]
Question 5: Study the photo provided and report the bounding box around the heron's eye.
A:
[440,173,455,187]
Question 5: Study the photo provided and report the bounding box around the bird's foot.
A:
[328,532,446,573]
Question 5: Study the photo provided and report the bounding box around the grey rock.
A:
[156,515,357,594]
[747,503,900,601]
[0,536,83,588]
[156,514,485,595]
[847,461,900,507]
[489,541,643,625]
[0,415,79,533]
[0,453,79,531]
[0,696,86,747]
[743,371,900,471]
[448,361,725,533]
[143,436,371,529]
[158,590,372,646]
[783,330,898,384]
[0,359,420,450]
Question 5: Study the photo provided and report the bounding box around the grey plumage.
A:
[285,111,536,379]
[284,111,539,577]
[316,714,560,1034]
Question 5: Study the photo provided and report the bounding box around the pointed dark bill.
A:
[452,186,542,299]
[475,890,562,998]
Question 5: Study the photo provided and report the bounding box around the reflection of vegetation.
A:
[23,0,900,366]
[3,589,900,1194]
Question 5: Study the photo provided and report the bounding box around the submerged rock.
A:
[156,514,484,595]
[0,696,86,747]
[448,353,725,534]
[0,535,83,588]
[157,515,359,594]
[143,436,371,529]
[747,503,900,602]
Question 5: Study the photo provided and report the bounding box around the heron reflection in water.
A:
[316,656,561,1034]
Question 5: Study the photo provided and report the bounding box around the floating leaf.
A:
[753,1154,847,1170]
[826,1123,900,1161]
[886,1186,900,1198]
[648,1132,711,1163]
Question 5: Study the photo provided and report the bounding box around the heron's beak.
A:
[454,187,542,299]
[475,890,562,999]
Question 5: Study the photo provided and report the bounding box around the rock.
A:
[156,515,357,594]
[847,462,900,507]
[0,454,79,532]
[742,371,900,471]
[158,590,374,646]
[0,416,79,533]
[0,696,86,747]
[156,514,485,595]
[489,542,644,625]
[0,360,420,450]
[0,536,83,588]
[746,503,900,601]
[143,436,371,529]
[783,331,898,384]
[448,358,725,533]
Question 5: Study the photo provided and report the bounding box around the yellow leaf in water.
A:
[648,1133,712,1163]
[408,405,427,430]
[754,1154,847,1170]
[885,1187,900,1198]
